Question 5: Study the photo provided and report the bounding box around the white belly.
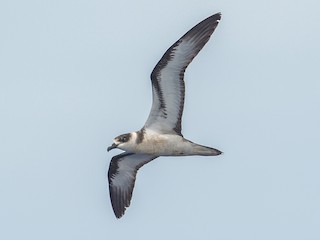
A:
[134,133,193,156]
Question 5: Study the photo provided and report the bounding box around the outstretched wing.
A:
[144,13,221,135]
[108,152,158,218]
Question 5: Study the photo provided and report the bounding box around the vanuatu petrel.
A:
[107,13,222,218]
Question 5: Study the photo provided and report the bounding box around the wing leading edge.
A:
[108,153,158,218]
[144,13,221,135]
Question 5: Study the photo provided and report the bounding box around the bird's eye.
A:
[120,136,127,142]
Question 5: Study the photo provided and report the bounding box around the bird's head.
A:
[107,133,133,152]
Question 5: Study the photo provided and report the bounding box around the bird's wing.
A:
[108,152,158,218]
[144,13,221,135]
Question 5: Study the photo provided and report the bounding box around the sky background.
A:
[1,0,320,239]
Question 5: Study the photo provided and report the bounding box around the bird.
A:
[107,12,222,218]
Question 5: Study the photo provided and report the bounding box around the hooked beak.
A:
[107,143,118,152]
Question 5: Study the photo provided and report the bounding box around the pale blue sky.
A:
[1,0,320,239]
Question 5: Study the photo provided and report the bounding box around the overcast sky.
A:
[1,0,320,239]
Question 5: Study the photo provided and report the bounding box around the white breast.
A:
[134,130,193,156]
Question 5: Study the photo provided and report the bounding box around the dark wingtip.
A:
[114,210,124,219]
[113,203,125,219]
[209,12,222,21]
[109,187,129,219]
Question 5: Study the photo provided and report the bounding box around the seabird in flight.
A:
[107,12,222,218]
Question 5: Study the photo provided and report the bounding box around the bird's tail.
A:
[190,142,222,156]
